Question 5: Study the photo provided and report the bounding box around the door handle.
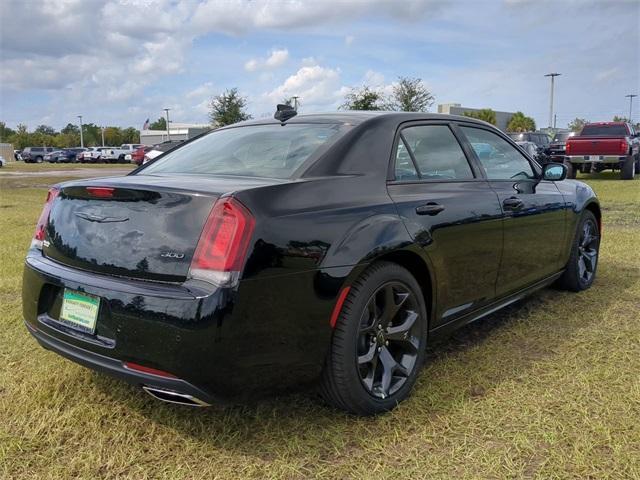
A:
[416,203,445,216]
[503,197,524,210]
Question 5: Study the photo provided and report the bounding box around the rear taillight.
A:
[620,140,628,155]
[188,197,255,287]
[31,187,60,249]
[565,141,571,154]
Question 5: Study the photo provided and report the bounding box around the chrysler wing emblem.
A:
[75,211,129,223]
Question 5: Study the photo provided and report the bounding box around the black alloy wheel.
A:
[577,217,599,285]
[319,261,427,415]
[356,282,421,399]
[556,210,600,291]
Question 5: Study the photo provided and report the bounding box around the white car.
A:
[101,144,144,163]
[0,155,6,167]
[80,147,109,163]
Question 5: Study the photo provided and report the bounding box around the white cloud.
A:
[265,65,342,109]
[245,49,289,71]
[265,49,289,68]
[345,35,355,46]
[191,0,444,35]
[244,59,260,72]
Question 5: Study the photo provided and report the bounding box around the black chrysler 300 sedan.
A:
[23,111,601,415]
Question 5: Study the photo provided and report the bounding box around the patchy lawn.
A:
[1,170,639,479]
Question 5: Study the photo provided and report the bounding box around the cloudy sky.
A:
[1,0,638,131]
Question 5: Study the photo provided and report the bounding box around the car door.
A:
[386,122,504,326]
[458,124,567,297]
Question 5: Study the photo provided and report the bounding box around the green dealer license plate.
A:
[60,290,100,334]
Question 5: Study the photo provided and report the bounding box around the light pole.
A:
[101,127,105,147]
[77,115,84,148]
[163,108,171,141]
[544,73,561,130]
[625,94,637,122]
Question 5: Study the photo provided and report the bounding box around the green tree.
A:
[121,127,140,143]
[613,115,630,122]
[102,127,123,146]
[8,124,30,149]
[0,121,16,141]
[389,77,434,112]
[463,109,497,125]
[149,117,167,130]
[61,123,80,135]
[341,86,388,111]
[506,112,536,132]
[35,125,57,136]
[568,117,588,132]
[209,88,252,126]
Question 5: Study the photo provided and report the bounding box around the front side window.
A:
[395,125,474,180]
[461,126,536,180]
[142,124,348,179]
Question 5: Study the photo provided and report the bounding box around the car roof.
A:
[230,111,493,128]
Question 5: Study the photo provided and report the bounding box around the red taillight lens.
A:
[86,186,115,198]
[189,197,255,286]
[32,187,60,247]
[565,141,571,154]
[620,140,628,155]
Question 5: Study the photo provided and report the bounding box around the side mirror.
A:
[542,162,567,181]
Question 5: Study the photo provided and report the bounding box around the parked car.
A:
[547,131,577,163]
[101,144,144,163]
[46,148,87,163]
[143,140,184,163]
[130,146,152,165]
[14,149,22,161]
[21,147,55,163]
[565,122,640,179]
[0,155,5,167]
[23,111,601,415]
[507,132,550,163]
[79,147,108,163]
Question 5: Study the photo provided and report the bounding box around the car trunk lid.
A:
[44,174,283,283]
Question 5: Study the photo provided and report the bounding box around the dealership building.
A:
[140,122,211,145]
[437,103,515,131]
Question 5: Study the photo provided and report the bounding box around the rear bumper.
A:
[25,321,215,405]
[565,155,627,164]
[22,251,336,402]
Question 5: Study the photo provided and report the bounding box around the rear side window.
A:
[395,125,474,180]
[580,124,629,136]
[461,126,536,180]
[142,124,348,179]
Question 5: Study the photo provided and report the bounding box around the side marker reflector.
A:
[329,286,351,328]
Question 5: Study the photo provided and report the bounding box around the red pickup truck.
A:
[565,122,640,180]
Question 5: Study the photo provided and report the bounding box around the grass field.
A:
[1,167,639,479]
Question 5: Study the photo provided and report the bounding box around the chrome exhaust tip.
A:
[142,386,211,407]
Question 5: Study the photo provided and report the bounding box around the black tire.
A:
[556,210,600,292]
[35,156,43,164]
[319,261,428,415]
[564,160,577,179]
[621,155,636,180]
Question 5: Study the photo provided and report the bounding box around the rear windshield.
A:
[580,124,628,136]
[141,124,348,179]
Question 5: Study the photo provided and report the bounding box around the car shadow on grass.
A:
[88,258,634,462]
